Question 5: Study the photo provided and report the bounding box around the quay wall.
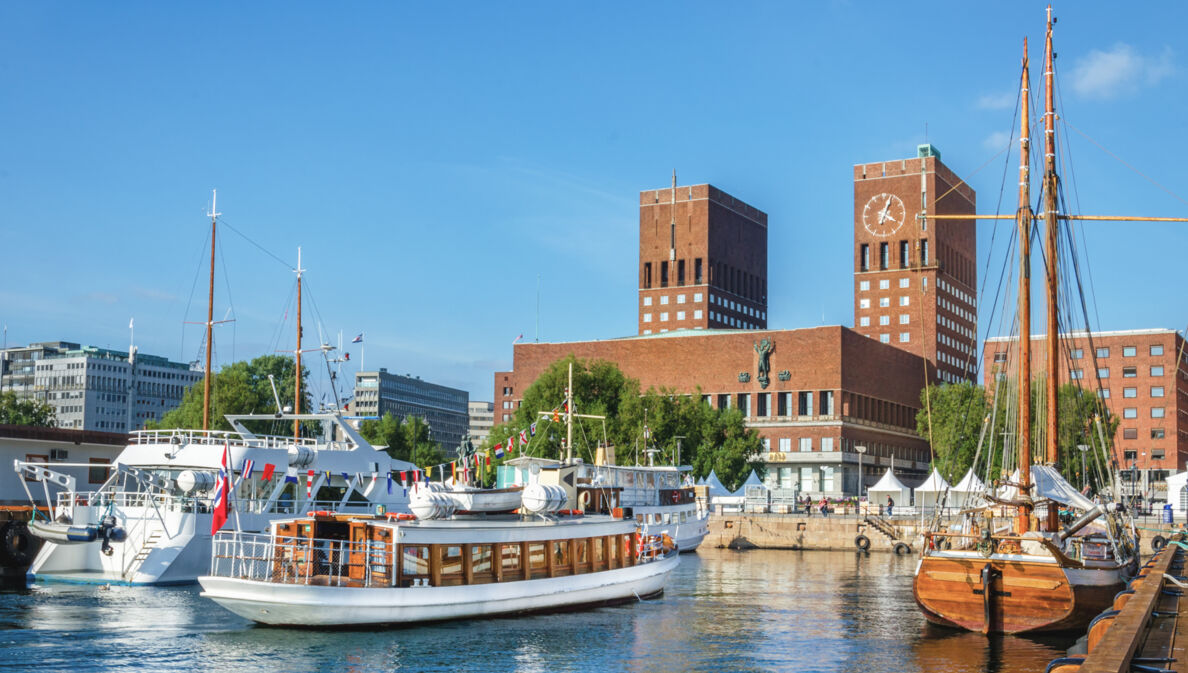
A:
[709,512,925,553]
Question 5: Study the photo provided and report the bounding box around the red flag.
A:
[211,443,231,535]
[261,463,276,482]
[400,471,408,487]
[485,454,491,467]
[307,469,315,499]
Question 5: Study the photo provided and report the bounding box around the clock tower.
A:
[853,145,977,383]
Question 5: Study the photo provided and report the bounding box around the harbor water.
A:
[0,548,1073,673]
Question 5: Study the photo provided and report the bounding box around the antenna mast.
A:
[203,190,220,431]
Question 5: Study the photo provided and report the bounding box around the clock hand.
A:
[878,198,892,224]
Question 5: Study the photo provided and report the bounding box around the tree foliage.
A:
[358,412,447,468]
[151,355,313,432]
[485,355,766,491]
[917,379,1117,488]
[0,391,57,427]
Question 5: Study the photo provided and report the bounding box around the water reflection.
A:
[0,548,1073,673]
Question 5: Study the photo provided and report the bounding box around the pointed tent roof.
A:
[952,468,986,493]
[696,476,706,486]
[915,468,951,493]
[730,470,764,497]
[703,469,731,497]
[869,467,909,493]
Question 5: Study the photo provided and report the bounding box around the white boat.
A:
[497,457,710,552]
[13,412,418,585]
[198,509,677,626]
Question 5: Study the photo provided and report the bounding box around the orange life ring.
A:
[670,490,680,504]
[306,510,335,517]
[385,512,416,521]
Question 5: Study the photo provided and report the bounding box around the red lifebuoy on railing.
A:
[306,510,335,517]
[385,512,416,521]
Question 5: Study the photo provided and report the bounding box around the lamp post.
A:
[1077,444,1089,490]
[855,445,867,502]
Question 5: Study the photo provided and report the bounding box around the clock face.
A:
[862,193,907,237]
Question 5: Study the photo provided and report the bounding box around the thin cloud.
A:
[976,92,1014,110]
[982,130,1011,153]
[1071,43,1174,99]
[82,291,119,305]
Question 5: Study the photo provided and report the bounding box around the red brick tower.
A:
[637,177,767,335]
[852,145,977,383]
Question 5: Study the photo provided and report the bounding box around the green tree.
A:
[916,381,989,483]
[152,355,312,432]
[486,355,765,491]
[0,391,56,427]
[359,412,447,468]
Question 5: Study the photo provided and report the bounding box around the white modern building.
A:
[468,401,494,446]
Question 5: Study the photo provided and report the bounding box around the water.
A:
[0,549,1074,673]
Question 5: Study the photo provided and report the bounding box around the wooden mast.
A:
[294,247,304,439]
[1016,38,1035,534]
[203,190,220,432]
[1042,5,1062,531]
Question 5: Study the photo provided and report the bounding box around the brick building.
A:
[638,179,768,334]
[494,326,931,497]
[853,145,978,383]
[493,162,983,496]
[983,329,1188,499]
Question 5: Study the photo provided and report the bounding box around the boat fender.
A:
[854,534,871,551]
[1151,535,1167,552]
[0,522,38,567]
[893,542,911,556]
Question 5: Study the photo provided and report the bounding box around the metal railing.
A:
[210,531,396,587]
[131,428,320,449]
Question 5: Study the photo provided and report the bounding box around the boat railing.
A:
[59,490,379,517]
[210,531,396,588]
[131,428,320,450]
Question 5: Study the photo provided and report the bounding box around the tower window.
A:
[900,240,909,268]
[879,243,889,270]
[860,244,869,271]
[644,263,652,289]
[695,258,703,284]
[921,239,929,265]
[677,259,685,286]
[660,261,668,288]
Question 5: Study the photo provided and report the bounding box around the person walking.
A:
[885,495,894,518]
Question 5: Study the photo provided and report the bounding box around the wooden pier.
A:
[1047,534,1186,672]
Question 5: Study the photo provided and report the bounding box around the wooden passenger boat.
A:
[198,510,678,626]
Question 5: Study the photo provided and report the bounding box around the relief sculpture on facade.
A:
[754,337,774,389]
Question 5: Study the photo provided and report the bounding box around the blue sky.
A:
[2,2,1186,403]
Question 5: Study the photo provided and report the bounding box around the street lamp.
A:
[1077,444,1089,490]
[855,445,867,502]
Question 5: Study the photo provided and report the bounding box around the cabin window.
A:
[528,542,547,575]
[471,544,494,583]
[88,458,110,484]
[402,545,431,578]
[593,537,605,565]
[680,511,688,523]
[551,541,571,575]
[575,539,589,566]
[499,543,523,579]
[635,514,644,524]
[439,545,465,586]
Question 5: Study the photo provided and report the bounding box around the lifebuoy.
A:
[893,542,911,556]
[578,491,592,511]
[1151,535,1167,552]
[306,510,335,517]
[385,512,416,521]
[670,490,681,505]
[0,522,38,567]
[854,534,871,551]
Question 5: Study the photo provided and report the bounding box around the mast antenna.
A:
[294,246,305,439]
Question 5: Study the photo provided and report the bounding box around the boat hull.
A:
[199,551,678,626]
[913,553,1124,634]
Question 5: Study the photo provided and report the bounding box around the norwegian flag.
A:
[211,443,231,535]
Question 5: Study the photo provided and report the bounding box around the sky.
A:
[2,1,1186,404]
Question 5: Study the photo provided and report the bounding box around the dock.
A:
[1047,534,1186,672]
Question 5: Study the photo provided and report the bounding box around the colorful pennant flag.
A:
[494,444,505,459]
[306,470,314,499]
[529,422,537,436]
[519,429,528,445]
[241,458,255,481]
[211,443,231,535]
[261,463,276,482]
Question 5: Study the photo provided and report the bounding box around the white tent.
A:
[914,468,952,510]
[868,468,910,508]
[703,470,731,497]
[1165,472,1188,516]
[951,468,987,508]
[731,470,764,497]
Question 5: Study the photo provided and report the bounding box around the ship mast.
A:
[203,190,220,432]
[1042,5,1062,531]
[294,247,305,440]
[1016,39,1035,534]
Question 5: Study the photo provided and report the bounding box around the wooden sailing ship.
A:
[911,7,1164,635]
